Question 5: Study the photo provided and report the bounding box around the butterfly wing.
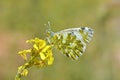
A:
[56,27,94,43]
[48,27,94,60]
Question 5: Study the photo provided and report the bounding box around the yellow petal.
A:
[33,44,39,51]
[21,69,28,76]
[39,41,46,49]
[39,52,46,60]
[18,66,23,71]
[21,54,27,60]
[18,50,31,60]
[48,57,54,65]
[41,46,51,53]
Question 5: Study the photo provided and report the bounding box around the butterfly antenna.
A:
[45,21,54,37]
[44,21,51,31]
[44,21,54,44]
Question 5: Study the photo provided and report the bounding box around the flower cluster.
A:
[15,38,54,80]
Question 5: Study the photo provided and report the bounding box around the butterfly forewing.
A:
[47,27,94,60]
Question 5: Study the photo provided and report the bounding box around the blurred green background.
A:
[0,0,120,80]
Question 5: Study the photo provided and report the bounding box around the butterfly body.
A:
[46,27,94,60]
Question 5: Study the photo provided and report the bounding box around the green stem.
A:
[15,56,36,80]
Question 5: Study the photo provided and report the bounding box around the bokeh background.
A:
[0,0,120,80]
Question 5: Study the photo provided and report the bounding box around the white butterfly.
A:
[46,22,94,60]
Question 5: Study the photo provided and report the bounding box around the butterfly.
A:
[46,22,94,60]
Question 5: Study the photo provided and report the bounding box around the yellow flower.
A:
[17,66,28,77]
[24,38,54,66]
[26,38,46,51]
[39,45,54,65]
[18,49,31,60]
[16,38,54,80]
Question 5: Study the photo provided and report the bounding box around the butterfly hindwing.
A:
[47,27,94,60]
